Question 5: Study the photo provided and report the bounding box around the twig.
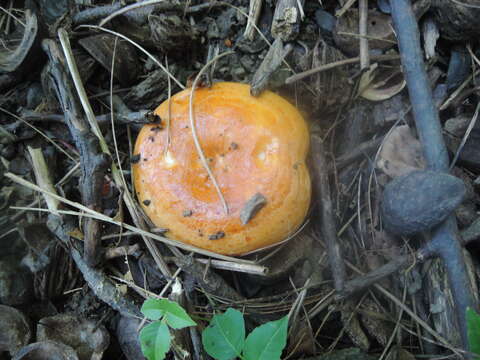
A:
[390,0,477,354]
[27,146,59,215]
[358,0,369,70]
[57,27,173,278]
[49,216,142,317]
[244,0,263,40]
[333,136,384,171]
[20,109,151,126]
[285,54,400,84]
[164,56,172,155]
[0,5,25,27]
[337,253,412,299]
[194,258,267,276]
[311,135,346,292]
[105,244,141,259]
[336,0,358,17]
[188,51,234,215]
[173,256,244,301]
[42,38,108,267]
[98,0,166,26]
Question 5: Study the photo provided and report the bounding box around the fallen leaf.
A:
[376,125,425,178]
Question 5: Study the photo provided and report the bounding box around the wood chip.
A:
[240,193,267,225]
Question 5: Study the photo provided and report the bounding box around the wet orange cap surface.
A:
[133,82,311,255]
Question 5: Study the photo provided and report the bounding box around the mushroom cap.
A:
[133,82,311,255]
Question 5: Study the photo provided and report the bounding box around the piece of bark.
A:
[78,34,140,86]
[250,38,292,96]
[271,0,304,41]
[244,0,263,40]
[240,193,267,225]
[42,39,109,267]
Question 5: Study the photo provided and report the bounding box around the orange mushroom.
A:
[133,82,311,255]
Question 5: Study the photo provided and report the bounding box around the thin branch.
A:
[285,54,400,84]
[57,27,173,277]
[99,0,166,26]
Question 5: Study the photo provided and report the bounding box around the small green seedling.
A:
[202,308,289,360]
[467,307,480,359]
[139,298,197,360]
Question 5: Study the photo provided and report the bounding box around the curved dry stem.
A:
[164,55,172,155]
[98,0,166,26]
[188,51,234,215]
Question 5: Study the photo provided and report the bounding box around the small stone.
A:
[183,210,193,217]
[381,170,466,235]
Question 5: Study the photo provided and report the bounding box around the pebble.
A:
[381,170,466,235]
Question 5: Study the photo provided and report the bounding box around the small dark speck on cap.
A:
[209,231,225,240]
[150,126,162,132]
[131,154,141,164]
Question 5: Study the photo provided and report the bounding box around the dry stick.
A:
[244,0,263,40]
[333,136,384,172]
[27,146,60,215]
[98,0,166,26]
[189,51,234,215]
[358,0,370,70]
[57,28,173,278]
[285,53,400,84]
[440,69,480,111]
[164,56,172,155]
[336,0,358,17]
[311,136,346,292]
[42,39,108,267]
[390,0,477,354]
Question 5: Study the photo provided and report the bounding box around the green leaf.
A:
[467,307,480,358]
[139,321,171,360]
[141,298,196,329]
[202,308,245,360]
[243,315,288,360]
[141,299,166,320]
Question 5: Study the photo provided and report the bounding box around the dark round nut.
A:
[381,170,466,235]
